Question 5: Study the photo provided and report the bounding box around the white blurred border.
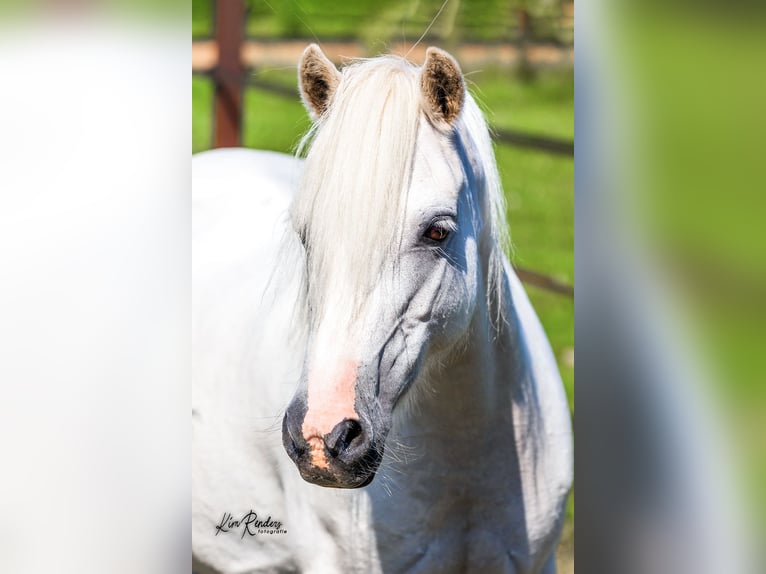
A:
[0,11,189,574]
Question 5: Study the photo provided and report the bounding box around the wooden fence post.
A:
[214,0,244,148]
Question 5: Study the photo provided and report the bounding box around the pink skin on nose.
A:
[302,361,359,469]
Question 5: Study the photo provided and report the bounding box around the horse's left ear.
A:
[420,47,465,126]
[299,43,342,120]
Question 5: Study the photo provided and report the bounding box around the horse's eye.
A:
[424,223,450,242]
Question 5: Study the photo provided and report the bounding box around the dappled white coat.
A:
[192,144,572,573]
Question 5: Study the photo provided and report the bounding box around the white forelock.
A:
[286,54,509,331]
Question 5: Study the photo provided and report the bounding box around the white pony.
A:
[192,45,572,573]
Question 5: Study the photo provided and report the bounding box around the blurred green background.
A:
[192,1,574,569]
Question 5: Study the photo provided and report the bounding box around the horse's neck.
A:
[380,256,572,566]
[392,266,519,483]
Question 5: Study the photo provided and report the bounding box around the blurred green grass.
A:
[193,0,570,43]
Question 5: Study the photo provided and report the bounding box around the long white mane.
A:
[285,55,510,329]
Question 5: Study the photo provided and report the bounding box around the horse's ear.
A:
[420,47,465,126]
[299,43,341,119]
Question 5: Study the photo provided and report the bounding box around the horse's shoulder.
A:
[192,148,300,218]
[192,148,300,279]
[192,148,299,182]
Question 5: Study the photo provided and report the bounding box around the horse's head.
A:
[282,45,504,488]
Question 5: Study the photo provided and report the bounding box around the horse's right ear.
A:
[420,47,465,126]
[298,44,341,120]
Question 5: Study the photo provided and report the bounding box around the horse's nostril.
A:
[325,418,364,457]
[282,413,306,456]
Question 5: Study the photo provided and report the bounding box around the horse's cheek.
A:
[431,269,474,345]
[454,274,477,333]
